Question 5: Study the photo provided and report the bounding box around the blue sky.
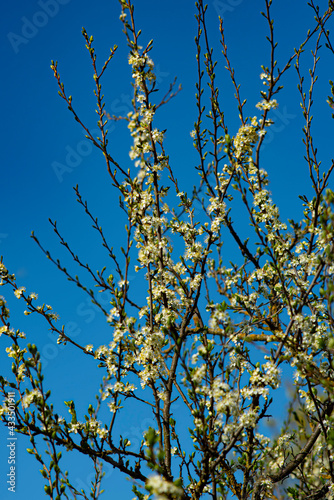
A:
[1,0,333,498]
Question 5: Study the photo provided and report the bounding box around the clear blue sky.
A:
[1,0,333,498]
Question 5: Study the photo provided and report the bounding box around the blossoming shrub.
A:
[1,1,334,499]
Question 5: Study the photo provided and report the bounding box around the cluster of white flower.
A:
[1,325,25,338]
[258,477,274,497]
[107,307,120,322]
[256,99,278,110]
[126,47,168,183]
[154,307,177,330]
[228,344,251,372]
[191,364,207,385]
[267,434,297,481]
[86,418,108,439]
[14,287,26,299]
[0,262,7,275]
[17,363,26,381]
[239,408,258,428]
[220,421,239,443]
[6,345,27,358]
[184,241,206,263]
[130,327,167,388]
[207,196,226,236]
[255,433,271,447]
[21,388,43,409]
[210,378,239,417]
[298,389,317,413]
[68,422,83,434]
[146,474,183,500]
[233,121,259,160]
[107,401,121,413]
[0,401,10,417]
[0,295,10,321]
[0,325,9,335]
[102,380,136,400]
[128,50,155,88]
[94,345,109,359]
[252,189,288,256]
[260,71,271,83]
[241,361,281,403]
[189,274,202,290]
[34,304,59,321]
